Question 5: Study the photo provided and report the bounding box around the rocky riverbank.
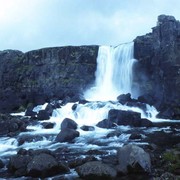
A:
[0,102,179,179]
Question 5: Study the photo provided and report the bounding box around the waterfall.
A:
[84,42,136,101]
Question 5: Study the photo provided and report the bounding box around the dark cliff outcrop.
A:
[0,46,98,112]
[134,15,180,119]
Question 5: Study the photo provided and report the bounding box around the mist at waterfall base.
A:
[0,42,178,162]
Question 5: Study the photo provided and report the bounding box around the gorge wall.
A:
[134,15,180,119]
[0,15,179,119]
[0,46,98,112]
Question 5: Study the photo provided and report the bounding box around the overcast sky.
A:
[0,0,180,52]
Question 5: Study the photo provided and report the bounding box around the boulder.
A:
[37,110,50,120]
[25,105,37,117]
[41,122,55,129]
[0,114,27,136]
[27,153,69,178]
[117,93,132,105]
[76,161,117,179]
[17,135,44,146]
[44,103,54,116]
[108,109,142,127]
[140,118,153,127]
[8,154,32,177]
[55,128,79,143]
[117,144,151,174]
[61,118,78,130]
[129,133,142,140]
[80,125,95,131]
[96,119,114,129]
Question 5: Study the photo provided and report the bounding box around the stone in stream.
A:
[37,110,50,120]
[27,153,69,178]
[116,144,151,174]
[76,161,117,179]
[61,118,78,130]
[55,128,79,143]
[0,159,4,169]
[8,150,69,178]
[80,125,95,131]
[97,109,152,128]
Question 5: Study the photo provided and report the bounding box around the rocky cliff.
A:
[134,15,180,119]
[0,46,98,112]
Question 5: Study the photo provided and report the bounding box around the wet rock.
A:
[41,122,55,129]
[137,94,156,106]
[76,161,117,179]
[44,103,54,116]
[55,128,79,143]
[106,130,121,138]
[108,109,142,127]
[117,144,151,174]
[140,118,153,127]
[96,119,114,129]
[27,153,69,178]
[17,135,44,146]
[37,110,50,120]
[8,154,32,177]
[0,114,28,136]
[61,118,78,130]
[25,105,37,117]
[72,103,78,111]
[126,101,147,113]
[68,156,97,168]
[80,125,95,131]
[117,93,132,105]
[0,159,4,169]
[102,155,119,165]
[129,133,142,140]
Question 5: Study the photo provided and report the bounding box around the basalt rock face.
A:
[134,15,180,119]
[0,46,98,112]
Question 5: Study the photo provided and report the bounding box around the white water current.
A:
[0,42,179,159]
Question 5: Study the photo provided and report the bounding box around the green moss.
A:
[16,105,26,112]
[163,150,180,173]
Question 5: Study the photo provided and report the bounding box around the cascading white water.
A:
[84,42,136,101]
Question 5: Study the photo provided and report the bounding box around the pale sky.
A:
[0,0,180,52]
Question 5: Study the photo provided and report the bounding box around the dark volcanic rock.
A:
[0,46,98,113]
[8,154,32,177]
[55,128,79,143]
[134,15,180,119]
[41,122,55,129]
[97,110,152,128]
[37,110,50,120]
[0,159,4,169]
[0,114,27,136]
[108,109,142,127]
[129,133,142,140]
[8,150,69,178]
[27,153,69,178]
[61,118,78,130]
[117,93,132,105]
[96,119,114,129]
[76,161,117,179]
[117,144,151,174]
[80,125,95,131]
